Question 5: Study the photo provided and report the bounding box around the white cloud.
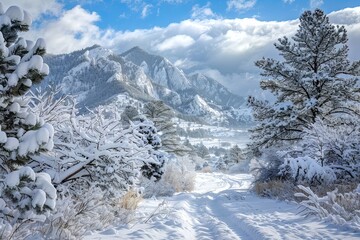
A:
[141,4,152,18]
[17,3,360,96]
[227,0,256,12]
[120,0,142,11]
[328,6,360,25]
[24,5,112,54]
[1,0,62,20]
[310,0,323,9]
[328,7,360,61]
[191,2,218,20]
[120,0,150,16]
[283,0,295,3]
[120,0,186,18]
[156,34,195,51]
[106,18,299,95]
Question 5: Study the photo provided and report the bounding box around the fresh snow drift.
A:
[85,173,359,240]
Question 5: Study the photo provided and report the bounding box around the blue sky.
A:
[58,0,360,30]
[5,0,360,95]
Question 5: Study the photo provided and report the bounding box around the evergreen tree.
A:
[143,101,189,156]
[0,4,56,230]
[135,116,165,181]
[196,142,210,160]
[183,138,195,152]
[121,105,139,126]
[249,9,360,153]
[228,145,245,164]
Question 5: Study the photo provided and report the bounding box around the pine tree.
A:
[249,9,360,153]
[143,101,189,156]
[228,145,245,164]
[135,116,165,181]
[0,3,56,230]
[196,142,210,160]
[121,105,139,126]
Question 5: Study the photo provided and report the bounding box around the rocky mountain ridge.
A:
[41,45,252,126]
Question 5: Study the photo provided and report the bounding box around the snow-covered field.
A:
[178,120,251,149]
[85,173,360,239]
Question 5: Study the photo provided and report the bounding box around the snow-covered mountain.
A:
[42,45,252,126]
[181,95,222,124]
[187,73,244,108]
[42,45,156,110]
[121,47,192,91]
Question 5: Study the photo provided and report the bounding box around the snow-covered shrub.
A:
[35,186,117,240]
[141,157,196,198]
[28,90,161,197]
[28,87,73,125]
[50,106,160,198]
[161,157,196,192]
[301,118,360,181]
[295,185,360,229]
[250,148,299,198]
[0,3,56,236]
[279,118,360,185]
[140,176,175,198]
[251,148,287,183]
[214,157,227,172]
[279,156,337,185]
[26,89,166,237]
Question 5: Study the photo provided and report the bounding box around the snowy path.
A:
[86,173,360,240]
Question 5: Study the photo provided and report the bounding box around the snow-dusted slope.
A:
[188,73,245,108]
[43,45,252,125]
[85,173,359,240]
[121,46,192,91]
[120,46,250,125]
[181,95,222,124]
[43,45,156,112]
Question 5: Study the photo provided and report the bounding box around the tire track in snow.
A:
[189,173,268,240]
[86,173,360,240]
[190,194,241,240]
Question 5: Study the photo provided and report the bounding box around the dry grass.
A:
[162,163,196,192]
[333,191,360,214]
[296,184,360,226]
[310,182,359,197]
[119,190,142,210]
[254,178,359,202]
[253,180,298,200]
[201,166,212,173]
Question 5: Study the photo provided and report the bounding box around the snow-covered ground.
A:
[85,173,360,239]
[178,120,251,149]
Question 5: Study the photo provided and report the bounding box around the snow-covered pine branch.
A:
[249,9,360,152]
[0,3,56,237]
